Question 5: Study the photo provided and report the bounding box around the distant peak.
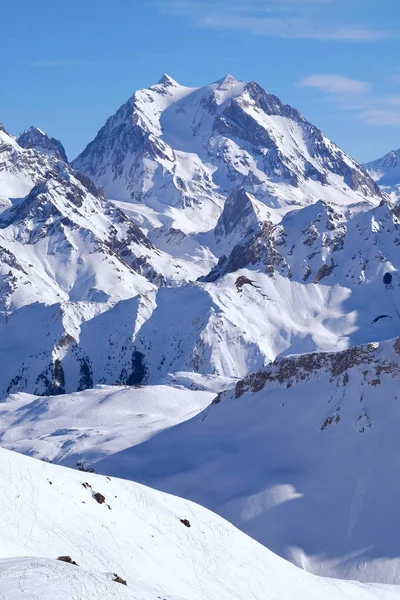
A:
[21,126,47,138]
[17,127,68,163]
[215,74,241,87]
[28,125,44,133]
[158,73,178,87]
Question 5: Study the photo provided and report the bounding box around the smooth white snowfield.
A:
[0,384,214,467]
[1,447,400,600]
[91,338,400,585]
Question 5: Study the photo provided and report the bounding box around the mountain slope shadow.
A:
[95,343,400,584]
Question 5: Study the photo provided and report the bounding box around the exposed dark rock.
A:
[57,556,79,566]
[78,357,94,392]
[234,340,400,399]
[113,574,127,585]
[383,272,393,285]
[180,518,191,528]
[124,350,147,386]
[93,492,106,504]
[235,276,258,292]
[314,261,335,284]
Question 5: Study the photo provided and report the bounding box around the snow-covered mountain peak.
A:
[365,148,400,200]
[0,124,61,203]
[365,148,400,180]
[157,72,180,87]
[17,126,68,162]
[73,75,382,238]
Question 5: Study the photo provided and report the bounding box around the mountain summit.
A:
[17,126,68,163]
[365,148,400,199]
[73,75,381,234]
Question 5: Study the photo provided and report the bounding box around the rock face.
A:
[17,126,69,163]
[205,197,400,289]
[214,187,270,248]
[0,124,59,203]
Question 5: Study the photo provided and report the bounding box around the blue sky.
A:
[1,0,399,162]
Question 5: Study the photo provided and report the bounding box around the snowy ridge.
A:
[0,384,214,467]
[1,447,400,599]
[0,124,58,207]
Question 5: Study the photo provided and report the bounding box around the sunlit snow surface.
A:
[2,77,400,598]
[1,447,400,600]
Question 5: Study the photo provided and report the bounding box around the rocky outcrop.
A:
[17,126,68,163]
[234,339,400,398]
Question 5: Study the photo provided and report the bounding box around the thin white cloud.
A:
[384,96,400,107]
[297,74,400,127]
[199,15,389,41]
[157,0,391,42]
[361,108,400,126]
[359,96,400,125]
[298,74,370,94]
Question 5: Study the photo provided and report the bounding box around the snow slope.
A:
[1,447,400,600]
[0,384,214,468]
[91,337,400,585]
[2,76,400,598]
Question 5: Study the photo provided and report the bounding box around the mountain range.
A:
[1,74,400,597]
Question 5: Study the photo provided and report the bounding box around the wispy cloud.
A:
[200,15,387,41]
[297,73,400,127]
[298,74,370,94]
[360,108,400,126]
[157,0,392,42]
